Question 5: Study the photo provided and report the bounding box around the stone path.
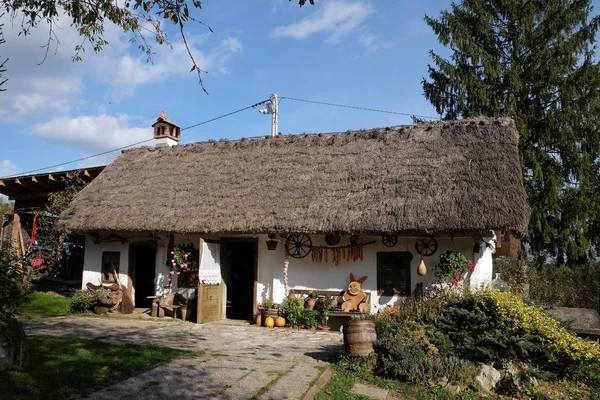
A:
[23,316,343,399]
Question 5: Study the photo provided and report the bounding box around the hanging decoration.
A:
[415,236,438,256]
[325,234,341,246]
[285,234,313,259]
[382,234,398,248]
[417,251,427,276]
[310,241,377,265]
[283,255,289,296]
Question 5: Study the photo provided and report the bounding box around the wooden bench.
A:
[288,289,371,316]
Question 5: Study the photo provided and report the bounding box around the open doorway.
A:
[129,243,157,309]
[221,240,256,320]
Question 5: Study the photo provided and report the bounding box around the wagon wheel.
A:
[415,236,438,257]
[285,234,313,259]
[382,234,398,248]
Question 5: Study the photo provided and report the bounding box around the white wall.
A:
[81,236,130,289]
[82,234,199,302]
[256,234,475,313]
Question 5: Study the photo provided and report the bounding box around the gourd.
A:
[264,316,275,328]
[275,316,286,327]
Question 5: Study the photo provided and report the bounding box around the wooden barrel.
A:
[261,308,279,326]
[344,320,376,356]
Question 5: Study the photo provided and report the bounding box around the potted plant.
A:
[318,295,332,331]
[305,291,319,310]
[302,309,318,330]
[435,250,475,286]
[283,297,303,328]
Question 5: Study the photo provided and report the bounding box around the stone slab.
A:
[545,307,600,335]
[262,364,323,400]
[350,383,389,400]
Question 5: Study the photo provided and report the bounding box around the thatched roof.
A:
[57,118,530,235]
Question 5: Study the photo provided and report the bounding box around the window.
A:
[377,252,413,296]
[101,252,120,283]
[177,271,196,288]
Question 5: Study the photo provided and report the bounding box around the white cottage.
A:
[57,115,530,322]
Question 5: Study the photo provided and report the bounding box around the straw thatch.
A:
[57,118,530,235]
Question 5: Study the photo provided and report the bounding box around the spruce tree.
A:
[423,0,600,263]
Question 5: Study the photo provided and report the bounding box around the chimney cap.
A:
[152,110,180,128]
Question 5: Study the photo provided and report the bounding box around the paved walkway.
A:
[23,316,343,399]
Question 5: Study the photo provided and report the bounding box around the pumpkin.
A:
[275,316,286,327]
[264,316,275,328]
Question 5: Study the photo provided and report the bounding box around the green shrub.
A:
[0,248,26,325]
[465,290,600,369]
[435,303,541,363]
[69,291,97,314]
[302,309,318,328]
[374,318,470,383]
[495,257,600,310]
[283,297,303,327]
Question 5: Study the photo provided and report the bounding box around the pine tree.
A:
[423,0,600,263]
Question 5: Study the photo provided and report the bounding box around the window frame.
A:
[101,251,120,284]
[376,251,413,296]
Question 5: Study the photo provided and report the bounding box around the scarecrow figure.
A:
[342,273,368,312]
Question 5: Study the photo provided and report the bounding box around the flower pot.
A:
[318,326,331,331]
[285,324,292,328]
[306,298,317,310]
[308,326,317,331]
[179,305,188,321]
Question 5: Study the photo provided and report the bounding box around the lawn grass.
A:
[18,291,72,319]
[0,336,189,400]
[316,370,595,400]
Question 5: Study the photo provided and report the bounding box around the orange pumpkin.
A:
[264,316,275,328]
[275,316,286,327]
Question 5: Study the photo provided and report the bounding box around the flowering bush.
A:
[470,290,600,365]
[435,250,474,284]
[169,243,199,287]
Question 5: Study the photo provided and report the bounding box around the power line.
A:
[1,99,271,179]
[181,99,270,131]
[279,96,440,120]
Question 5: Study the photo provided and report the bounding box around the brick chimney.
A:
[152,111,180,147]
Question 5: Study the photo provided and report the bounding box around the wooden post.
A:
[11,213,21,257]
[0,214,5,247]
[197,238,205,324]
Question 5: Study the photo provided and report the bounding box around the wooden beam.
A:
[48,174,55,182]
[31,176,55,191]
[83,169,91,178]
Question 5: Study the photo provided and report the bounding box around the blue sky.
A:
[0,0,548,178]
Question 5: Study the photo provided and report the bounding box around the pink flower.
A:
[171,251,174,255]
[177,272,180,275]
[184,254,188,259]
[170,271,174,276]
[467,262,475,272]
[168,278,172,282]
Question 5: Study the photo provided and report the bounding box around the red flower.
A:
[467,262,475,272]
[453,271,462,281]
[450,263,456,267]
[451,280,458,286]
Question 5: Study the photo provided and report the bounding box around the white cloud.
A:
[31,114,152,153]
[272,0,374,44]
[0,13,243,119]
[0,160,17,178]
[103,35,243,98]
